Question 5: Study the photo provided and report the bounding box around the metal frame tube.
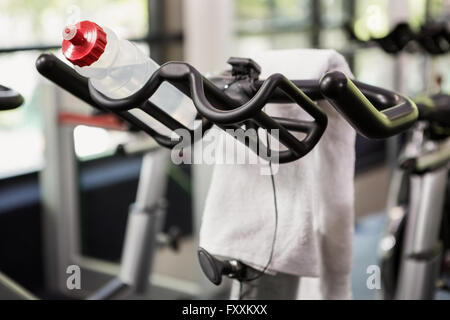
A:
[118,149,169,294]
[396,166,448,299]
[229,273,300,300]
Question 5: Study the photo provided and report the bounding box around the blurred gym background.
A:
[0,0,448,299]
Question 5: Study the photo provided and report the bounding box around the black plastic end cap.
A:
[319,71,348,99]
[35,53,56,76]
[197,247,223,286]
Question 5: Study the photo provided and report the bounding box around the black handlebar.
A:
[224,71,418,139]
[0,85,24,111]
[37,53,328,163]
[35,54,193,148]
[415,93,450,127]
[88,62,328,163]
[319,71,418,139]
[36,53,419,163]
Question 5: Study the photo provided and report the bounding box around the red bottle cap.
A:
[62,20,107,67]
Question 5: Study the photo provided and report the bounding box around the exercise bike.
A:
[34,54,423,299]
[0,82,184,300]
[0,84,37,299]
[0,85,23,112]
[380,91,450,300]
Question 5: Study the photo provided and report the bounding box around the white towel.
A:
[199,49,356,299]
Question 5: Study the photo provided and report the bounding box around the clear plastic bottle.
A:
[62,20,197,136]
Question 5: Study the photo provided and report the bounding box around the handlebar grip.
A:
[36,53,101,108]
[0,85,24,110]
[415,93,450,127]
[320,71,418,139]
[35,53,187,147]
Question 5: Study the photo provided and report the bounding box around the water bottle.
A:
[62,20,197,136]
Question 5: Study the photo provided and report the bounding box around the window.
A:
[233,0,449,104]
[0,0,148,49]
[234,0,313,56]
[0,0,183,177]
[352,0,449,95]
[319,0,349,50]
[234,0,352,55]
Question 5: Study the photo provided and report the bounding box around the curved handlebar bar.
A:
[88,62,328,163]
[37,54,326,163]
[319,71,418,139]
[0,85,24,111]
[415,93,450,127]
[35,54,193,148]
[218,71,418,139]
[36,53,419,163]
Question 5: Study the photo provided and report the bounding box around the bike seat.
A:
[416,93,450,127]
